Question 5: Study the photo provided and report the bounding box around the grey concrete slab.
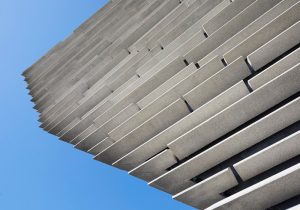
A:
[105,49,151,91]
[249,48,300,90]
[47,40,109,92]
[73,124,108,150]
[90,57,186,131]
[107,0,181,56]
[159,0,223,48]
[57,75,141,141]
[184,0,281,64]
[42,101,79,128]
[247,21,300,71]
[224,2,300,64]
[113,81,249,171]
[100,1,158,43]
[24,1,135,79]
[58,99,114,140]
[87,2,147,41]
[28,41,83,90]
[109,57,222,142]
[83,1,150,42]
[137,63,197,111]
[56,118,81,138]
[234,131,300,181]
[83,50,140,93]
[78,39,112,66]
[36,55,112,116]
[207,164,300,210]
[183,56,250,110]
[45,83,112,135]
[24,1,300,209]
[71,124,97,145]
[168,63,300,161]
[129,149,178,182]
[202,0,255,36]
[107,64,196,143]
[78,85,112,107]
[75,103,140,151]
[198,0,299,67]
[128,2,188,52]
[136,8,221,78]
[30,0,150,96]
[95,98,190,165]
[82,49,130,89]
[95,103,140,131]
[87,137,115,155]
[30,45,91,95]
[151,96,300,196]
[173,168,238,209]
[86,74,139,105]
[152,0,230,62]
[147,0,206,50]
[25,0,127,80]
[45,75,115,132]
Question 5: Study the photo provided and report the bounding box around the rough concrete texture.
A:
[24,0,300,209]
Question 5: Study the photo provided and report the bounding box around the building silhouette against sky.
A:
[23,0,300,209]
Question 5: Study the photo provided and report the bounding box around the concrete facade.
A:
[23,0,300,209]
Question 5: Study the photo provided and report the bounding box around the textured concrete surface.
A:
[24,0,300,209]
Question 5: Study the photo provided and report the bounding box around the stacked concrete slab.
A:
[23,0,300,209]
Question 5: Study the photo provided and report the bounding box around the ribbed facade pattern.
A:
[23,0,300,209]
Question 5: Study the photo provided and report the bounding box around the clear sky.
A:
[0,1,194,210]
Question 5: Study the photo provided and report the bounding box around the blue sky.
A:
[0,1,194,210]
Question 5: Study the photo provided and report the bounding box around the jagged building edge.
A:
[23,0,300,209]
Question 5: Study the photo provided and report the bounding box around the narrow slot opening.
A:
[183,59,189,66]
[221,58,227,66]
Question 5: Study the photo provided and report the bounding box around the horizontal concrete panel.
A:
[173,168,238,209]
[151,0,207,50]
[135,9,217,78]
[234,131,300,181]
[184,0,281,63]
[155,0,230,60]
[150,96,300,195]
[247,20,300,70]
[88,137,115,155]
[57,75,141,141]
[183,56,250,110]
[129,2,188,52]
[198,0,300,67]
[107,64,197,142]
[168,63,300,161]
[224,2,300,64]
[24,1,300,209]
[202,0,255,36]
[75,103,141,151]
[92,57,186,133]
[110,59,230,170]
[95,98,190,165]
[129,149,178,182]
[71,124,97,145]
[249,48,300,90]
[159,0,223,48]
[113,81,249,171]
[207,164,300,210]
[138,63,197,109]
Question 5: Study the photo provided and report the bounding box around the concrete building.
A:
[23,0,300,209]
